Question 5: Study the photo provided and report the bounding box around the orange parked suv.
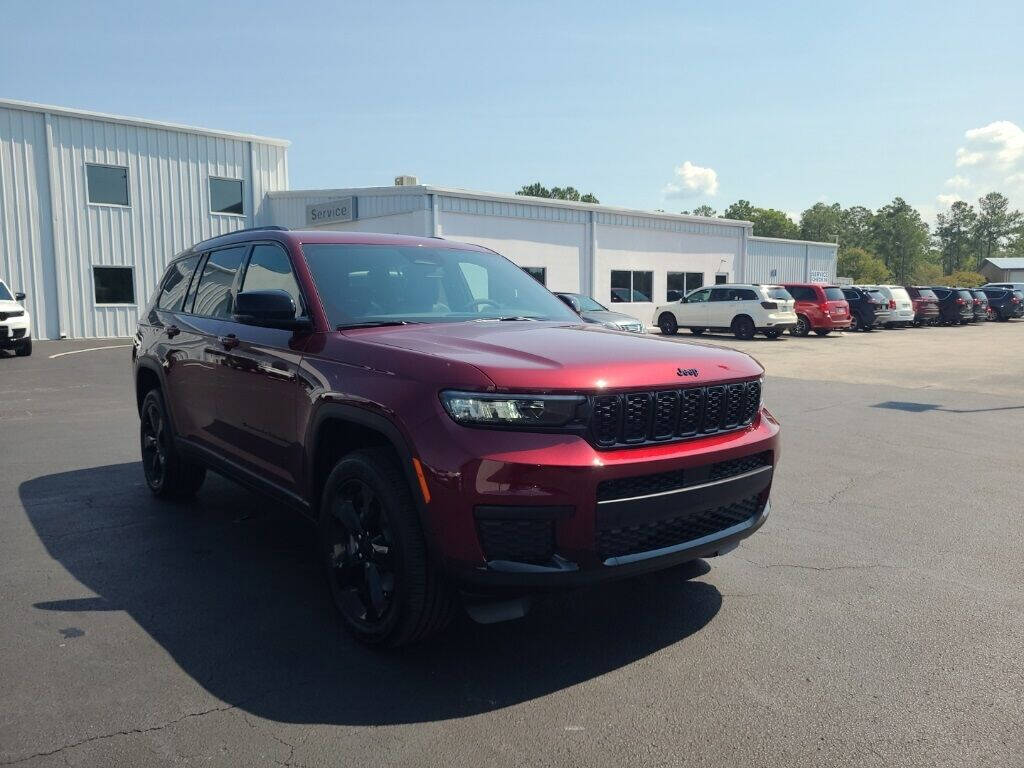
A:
[779,283,851,336]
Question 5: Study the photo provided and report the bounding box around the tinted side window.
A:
[824,287,845,301]
[842,289,858,301]
[737,289,758,300]
[709,288,730,301]
[157,256,201,311]
[192,246,248,319]
[241,244,303,318]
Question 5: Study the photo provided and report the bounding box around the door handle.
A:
[165,324,180,338]
[219,334,239,350]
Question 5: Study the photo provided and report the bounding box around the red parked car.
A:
[133,228,780,646]
[904,287,941,326]
[779,283,851,336]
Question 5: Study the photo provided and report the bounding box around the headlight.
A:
[603,321,621,330]
[440,391,586,428]
[757,376,765,411]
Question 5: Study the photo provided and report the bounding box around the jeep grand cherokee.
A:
[133,228,780,646]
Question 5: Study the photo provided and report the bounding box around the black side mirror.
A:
[15,292,25,301]
[557,294,582,313]
[233,290,309,330]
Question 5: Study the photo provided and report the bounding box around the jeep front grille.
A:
[589,381,761,448]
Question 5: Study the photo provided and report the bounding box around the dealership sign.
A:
[306,197,356,226]
[809,269,829,283]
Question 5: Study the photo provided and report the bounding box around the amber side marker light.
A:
[411,458,431,504]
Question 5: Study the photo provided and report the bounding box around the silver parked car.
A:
[556,292,646,333]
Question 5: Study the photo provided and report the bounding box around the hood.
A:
[0,299,23,313]
[345,321,762,391]
[580,310,642,326]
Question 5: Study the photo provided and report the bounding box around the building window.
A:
[210,177,244,215]
[86,164,129,207]
[610,270,653,303]
[715,273,729,285]
[522,266,546,285]
[667,271,704,301]
[93,266,135,305]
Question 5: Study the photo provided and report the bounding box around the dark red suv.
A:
[779,283,851,336]
[133,228,780,645]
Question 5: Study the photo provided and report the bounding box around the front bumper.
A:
[0,316,30,348]
[419,407,781,590]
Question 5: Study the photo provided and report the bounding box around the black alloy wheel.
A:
[141,397,169,492]
[139,389,206,499]
[324,477,397,627]
[791,315,811,336]
[732,316,756,340]
[658,313,678,335]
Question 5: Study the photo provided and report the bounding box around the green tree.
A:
[945,270,985,287]
[750,208,800,239]
[516,183,599,204]
[935,200,977,274]
[838,247,891,283]
[800,202,842,242]
[690,204,717,217]
[722,200,755,221]
[912,260,944,285]
[839,205,876,252]
[973,192,1022,267]
[871,197,930,284]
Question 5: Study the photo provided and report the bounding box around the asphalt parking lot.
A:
[1,327,1022,767]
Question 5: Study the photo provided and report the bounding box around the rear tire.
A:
[764,329,782,339]
[814,329,831,336]
[850,314,861,332]
[791,315,811,337]
[140,389,206,500]
[658,313,678,335]
[319,447,454,647]
[732,316,755,340]
[15,338,31,357]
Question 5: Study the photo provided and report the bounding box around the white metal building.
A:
[261,185,838,326]
[0,99,289,339]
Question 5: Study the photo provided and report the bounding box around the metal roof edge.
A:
[749,235,838,248]
[0,98,291,147]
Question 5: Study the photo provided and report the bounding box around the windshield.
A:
[824,287,845,301]
[574,295,607,312]
[302,244,580,327]
[0,282,11,301]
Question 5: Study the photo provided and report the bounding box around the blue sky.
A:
[3,0,1023,225]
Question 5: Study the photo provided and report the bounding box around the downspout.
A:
[804,243,810,281]
[429,192,439,237]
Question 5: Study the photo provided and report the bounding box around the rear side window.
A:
[915,288,937,300]
[824,287,845,301]
[157,256,200,311]
[842,289,858,301]
[868,291,886,303]
[191,246,248,318]
[789,286,815,301]
[240,244,304,318]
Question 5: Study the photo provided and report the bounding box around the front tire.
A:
[791,315,811,337]
[658,313,678,335]
[732,316,755,340]
[140,389,206,499]
[319,448,453,647]
[15,338,31,356]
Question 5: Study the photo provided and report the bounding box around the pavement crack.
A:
[736,556,891,573]
[0,704,236,765]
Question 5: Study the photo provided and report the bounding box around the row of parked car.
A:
[647,282,1024,340]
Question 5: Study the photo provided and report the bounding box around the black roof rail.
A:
[227,225,289,234]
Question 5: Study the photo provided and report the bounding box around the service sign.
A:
[809,269,830,283]
[306,197,356,226]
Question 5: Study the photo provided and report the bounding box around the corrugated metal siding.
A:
[262,190,429,228]
[746,237,837,283]
[0,105,289,339]
[439,194,589,224]
[595,211,741,239]
[0,107,59,339]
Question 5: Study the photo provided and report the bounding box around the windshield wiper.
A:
[336,320,422,330]
[474,316,544,322]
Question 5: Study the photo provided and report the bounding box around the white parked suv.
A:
[855,284,914,328]
[0,279,32,356]
[654,284,797,340]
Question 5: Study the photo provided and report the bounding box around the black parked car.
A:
[982,288,1021,321]
[929,287,974,325]
[1015,291,1024,318]
[841,287,886,331]
[969,289,990,321]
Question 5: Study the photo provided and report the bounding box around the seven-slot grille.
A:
[589,380,761,448]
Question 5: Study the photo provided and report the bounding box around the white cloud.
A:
[956,120,1024,169]
[663,161,719,198]
[955,148,984,167]
[1006,172,1024,188]
[944,174,970,190]
[936,193,961,208]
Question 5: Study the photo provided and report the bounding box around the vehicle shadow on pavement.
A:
[20,463,721,726]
